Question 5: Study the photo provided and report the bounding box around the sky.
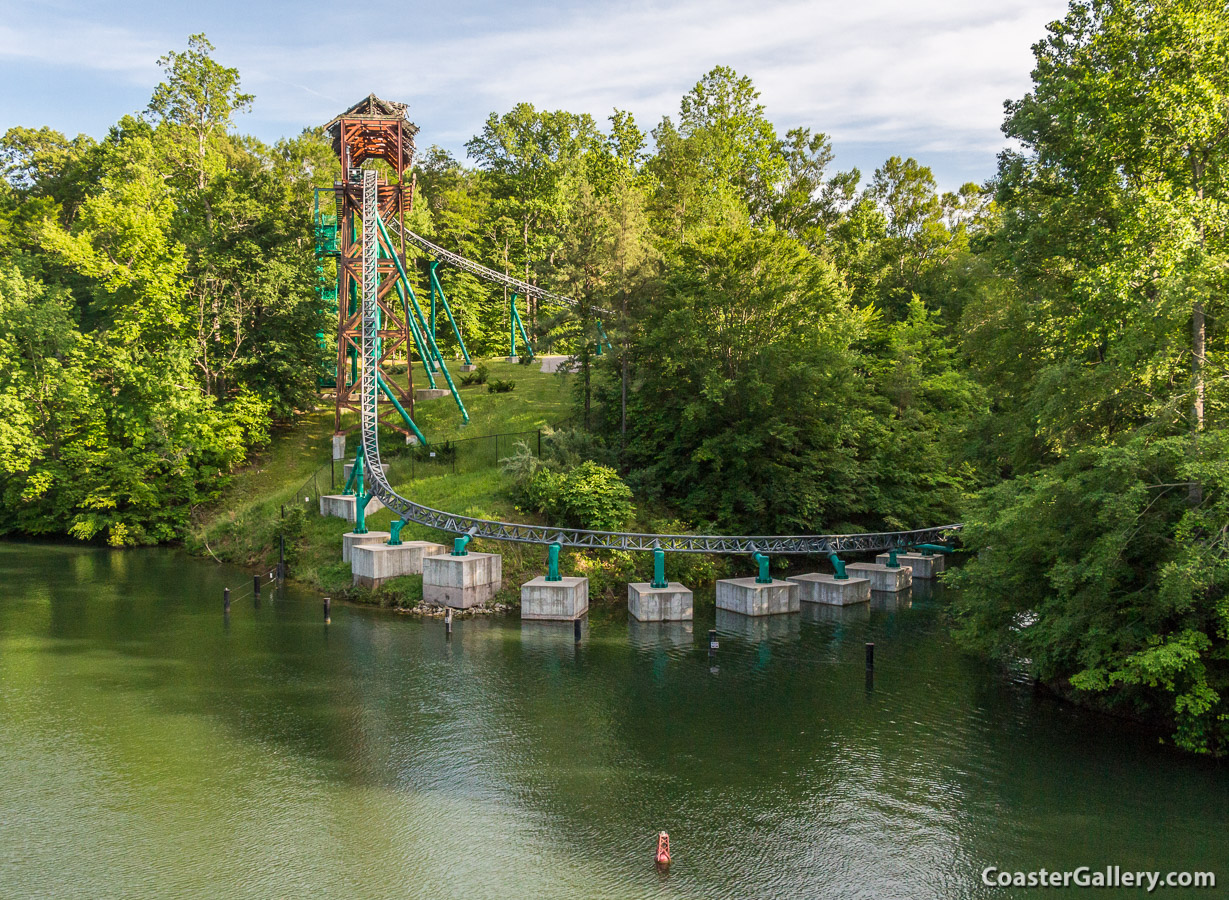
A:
[0,0,1072,190]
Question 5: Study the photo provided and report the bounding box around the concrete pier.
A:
[521,575,589,620]
[846,563,912,593]
[342,530,389,563]
[715,577,799,616]
[352,541,447,588]
[627,582,694,621]
[787,572,871,606]
[874,552,946,579]
[415,388,450,401]
[342,462,388,483]
[423,552,502,609]
[319,493,384,522]
[459,364,478,372]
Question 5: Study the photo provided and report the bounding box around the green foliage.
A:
[527,460,634,531]
[487,378,515,393]
[460,362,489,386]
[951,0,1229,754]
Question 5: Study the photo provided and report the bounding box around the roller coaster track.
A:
[391,220,578,309]
[363,174,961,555]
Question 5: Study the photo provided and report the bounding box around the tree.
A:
[147,33,253,194]
[953,0,1229,755]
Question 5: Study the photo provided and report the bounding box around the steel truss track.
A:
[363,178,961,555]
[392,221,576,307]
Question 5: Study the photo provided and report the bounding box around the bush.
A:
[488,378,515,393]
[460,362,489,386]
[517,353,535,366]
[528,460,634,531]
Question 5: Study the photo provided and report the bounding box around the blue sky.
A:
[1,0,1071,189]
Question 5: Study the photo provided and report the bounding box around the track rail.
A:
[363,178,961,555]
[393,221,577,308]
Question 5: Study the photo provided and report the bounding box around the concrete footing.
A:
[415,388,450,401]
[627,582,693,621]
[423,552,502,609]
[342,530,389,563]
[874,552,946,579]
[319,493,384,522]
[845,563,912,592]
[459,364,477,372]
[787,572,872,606]
[352,541,447,588]
[715,577,799,616]
[521,575,589,620]
[342,462,387,483]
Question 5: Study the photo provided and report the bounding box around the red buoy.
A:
[655,831,671,867]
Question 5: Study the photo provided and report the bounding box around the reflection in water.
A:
[627,618,693,652]
[910,577,937,602]
[0,543,1226,900]
[520,615,587,658]
[801,599,871,625]
[714,607,802,642]
[871,588,913,612]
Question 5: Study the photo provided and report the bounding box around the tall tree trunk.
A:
[1189,156,1206,506]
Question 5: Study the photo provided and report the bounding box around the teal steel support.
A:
[509,294,534,360]
[452,534,472,557]
[343,442,365,496]
[546,543,562,582]
[885,549,900,569]
[379,240,437,389]
[828,552,848,580]
[753,552,772,585]
[354,455,371,535]
[911,543,954,555]
[429,262,472,366]
[650,548,668,589]
[376,373,428,446]
[596,320,612,357]
[388,519,406,546]
[375,217,469,424]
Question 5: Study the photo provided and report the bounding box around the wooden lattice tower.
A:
[324,95,420,437]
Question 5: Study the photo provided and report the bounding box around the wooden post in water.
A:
[865,642,874,670]
[224,588,231,615]
[324,597,331,624]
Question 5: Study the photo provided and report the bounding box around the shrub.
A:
[517,353,534,366]
[488,378,515,393]
[528,461,634,531]
[460,362,489,386]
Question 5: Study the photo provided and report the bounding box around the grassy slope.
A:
[188,357,675,609]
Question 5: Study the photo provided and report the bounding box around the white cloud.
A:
[0,0,1069,182]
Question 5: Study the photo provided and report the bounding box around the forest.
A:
[2,0,1228,754]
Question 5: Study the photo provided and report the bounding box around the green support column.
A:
[753,552,772,584]
[388,519,406,546]
[828,552,848,580]
[650,549,668,589]
[546,543,562,582]
[452,534,472,556]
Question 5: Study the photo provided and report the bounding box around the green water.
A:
[0,543,1224,899]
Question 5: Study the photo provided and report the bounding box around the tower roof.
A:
[325,94,419,170]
